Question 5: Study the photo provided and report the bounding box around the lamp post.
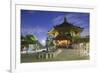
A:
[46,37,49,52]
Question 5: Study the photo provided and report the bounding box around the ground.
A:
[21,49,89,63]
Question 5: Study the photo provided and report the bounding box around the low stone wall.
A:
[37,49,62,59]
[37,53,53,59]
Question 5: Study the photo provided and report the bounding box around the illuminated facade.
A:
[48,17,83,48]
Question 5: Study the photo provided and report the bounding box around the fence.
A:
[72,43,89,56]
[37,49,62,59]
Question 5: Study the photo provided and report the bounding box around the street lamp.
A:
[46,37,49,52]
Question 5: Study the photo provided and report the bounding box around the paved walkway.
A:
[21,48,89,63]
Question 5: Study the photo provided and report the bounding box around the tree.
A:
[21,35,28,51]
[72,36,80,43]
[72,36,89,44]
[21,34,37,51]
[25,34,37,44]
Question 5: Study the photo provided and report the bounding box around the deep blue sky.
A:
[21,10,89,45]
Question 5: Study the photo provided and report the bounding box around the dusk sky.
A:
[21,10,89,45]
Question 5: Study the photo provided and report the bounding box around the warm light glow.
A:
[58,40,67,45]
[56,40,70,46]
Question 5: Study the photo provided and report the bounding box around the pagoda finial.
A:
[64,17,67,23]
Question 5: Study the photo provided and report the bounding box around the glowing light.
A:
[56,40,70,46]
[41,40,46,46]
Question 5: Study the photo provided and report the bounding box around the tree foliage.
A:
[21,34,37,49]
[72,36,89,43]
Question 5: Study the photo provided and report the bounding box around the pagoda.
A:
[48,17,83,48]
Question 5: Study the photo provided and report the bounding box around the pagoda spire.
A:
[63,17,68,23]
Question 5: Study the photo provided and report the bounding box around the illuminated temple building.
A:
[48,17,83,48]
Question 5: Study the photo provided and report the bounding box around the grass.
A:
[21,49,89,63]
